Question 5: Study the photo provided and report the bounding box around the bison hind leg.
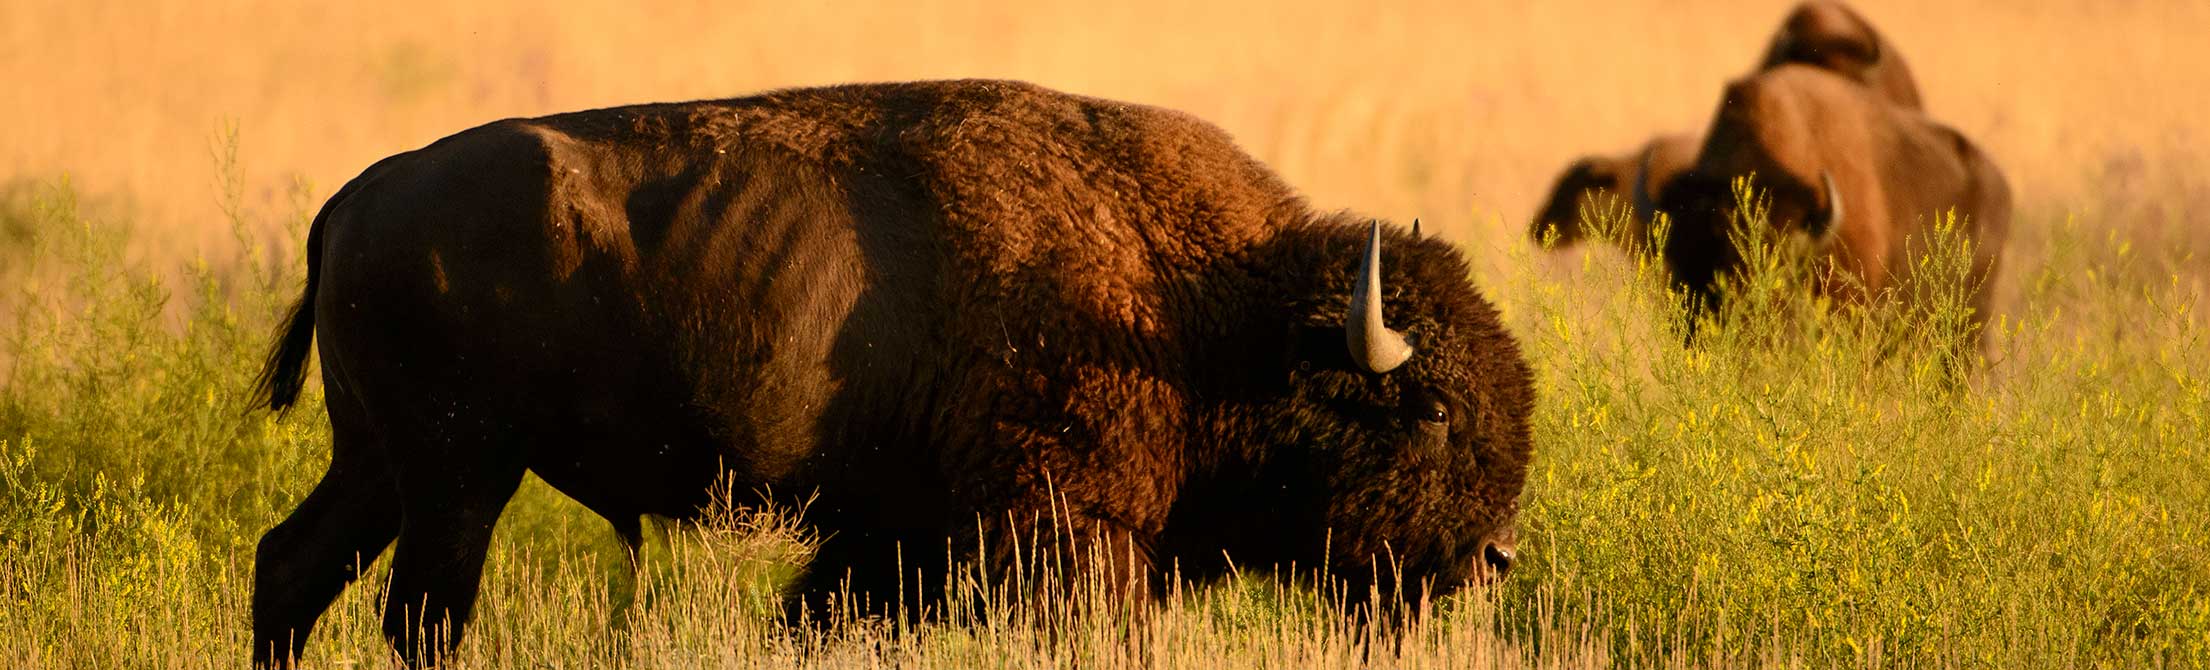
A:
[251,436,403,668]
[380,439,528,667]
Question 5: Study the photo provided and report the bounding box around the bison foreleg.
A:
[952,506,1163,621]
[783,525,952,628]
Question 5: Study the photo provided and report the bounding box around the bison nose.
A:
[1481,541,1516,576]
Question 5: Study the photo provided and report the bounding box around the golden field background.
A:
[5,3,2209,666]
[5,0,2207,266]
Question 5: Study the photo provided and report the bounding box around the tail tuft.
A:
[253,183,338,415]
[253,294,317,413]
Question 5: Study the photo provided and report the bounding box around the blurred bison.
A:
[1532,1,1923,252]
[1529,133,1697,250]
[1758,0,1924,109]
[249,80,1534,667]
[1655,65,2011,347]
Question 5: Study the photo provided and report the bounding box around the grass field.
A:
[3,0,2207,667]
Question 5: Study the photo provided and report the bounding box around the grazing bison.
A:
[1655,65,2010,347]
[1758,0,1924,109]
[1532,2,1923,252]
[1528,133,1698,250]
[250,79,1534,667]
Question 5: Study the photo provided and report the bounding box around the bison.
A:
[1528,133,1698,250]
[249,79,1535,667]
[1654,64,2011,349]
[1757,0,1924,109]
[1532,1,1923,253]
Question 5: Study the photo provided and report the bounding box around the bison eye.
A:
[1419,403,1448,425]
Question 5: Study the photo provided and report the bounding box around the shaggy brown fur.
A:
[1528,133,1697,250]
[1656,65,2011,348]
[1758,0,1924,109]
[249,79,1534,667]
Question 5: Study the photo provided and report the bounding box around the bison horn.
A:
[1346,221,1415,374]
[1817,171,1845,238]
[1411,218,1422,238]
[1631,147,1659,224]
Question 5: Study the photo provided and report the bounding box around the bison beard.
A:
[246,79,1533,668]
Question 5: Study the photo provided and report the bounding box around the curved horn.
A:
[1817,171,1845,239]
[1346,221,1415,374]
[1631,147,1660,223]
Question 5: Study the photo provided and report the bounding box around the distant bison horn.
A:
[1411,218,1423,238]
[1346,221,1415,374]
[1816,171,1845,239]
[1631,146,1659,223]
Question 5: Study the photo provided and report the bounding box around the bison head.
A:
[1529,155,1631,248]
[1532,135,1698,254]
[1192,220,1533,605]
[1655,168,1844,317]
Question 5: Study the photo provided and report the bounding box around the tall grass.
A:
[1507,188,2208,666]
[1,133,2203,666]
[5,3,2205,666]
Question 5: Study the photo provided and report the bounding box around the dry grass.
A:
[4,0,2206,258]
[3,1,2207,667]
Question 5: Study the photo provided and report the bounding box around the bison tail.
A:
[255,286,317,413]
[253,183,341,414]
